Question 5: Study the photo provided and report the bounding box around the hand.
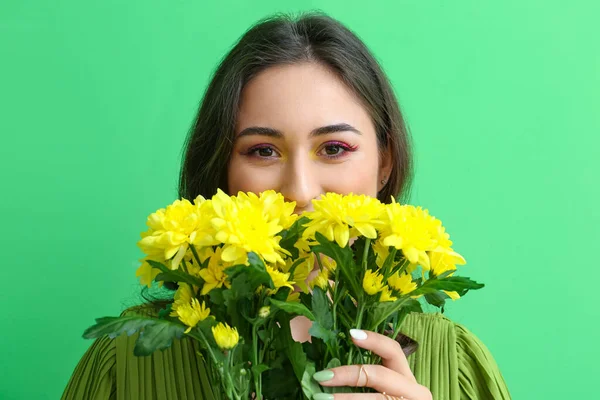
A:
[312,329,432,400]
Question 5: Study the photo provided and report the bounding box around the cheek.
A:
[321,160,379,198]
[227,157,280,195]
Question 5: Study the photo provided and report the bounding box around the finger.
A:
[314,365,419,398]
[313,394,408,400]
[349,329,415,380]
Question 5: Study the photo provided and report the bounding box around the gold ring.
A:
[356,365,370,387]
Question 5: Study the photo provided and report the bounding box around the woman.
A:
[62,13,510,400]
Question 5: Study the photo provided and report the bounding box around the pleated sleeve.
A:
[455,323,511,399]
[61,306,216,400]
[61,335,117,400]
[401,312,511,400]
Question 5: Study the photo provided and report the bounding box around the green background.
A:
[1,0,598,398]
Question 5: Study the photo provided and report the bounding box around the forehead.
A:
[236,62,374,136]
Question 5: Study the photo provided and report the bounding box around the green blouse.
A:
[61,309,511,400]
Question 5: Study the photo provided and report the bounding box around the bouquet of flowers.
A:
[84,190,483,399]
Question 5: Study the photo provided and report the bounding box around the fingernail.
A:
[313,370,335,382]
[314,394,335,400]
[349,329,368,340]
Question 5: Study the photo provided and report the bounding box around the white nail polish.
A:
[349,329,367,340]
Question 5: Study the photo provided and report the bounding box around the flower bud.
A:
[258,306,271,319]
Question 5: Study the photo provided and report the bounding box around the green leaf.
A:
[251,364,270,375]
[312,287,333,330]
[157,304,172,319]
[148,260,204,288]
[412,276,485,297]
[424,291,449,308]
[368,297,411,329]
[262,361,301,399]
[272,286,292,302]
[279,216,310,259]
[191,318,220,350]
[270,298,315,320]
[134,319,185,356]
[83,315,157,340]
[311,232,361,299]
[208,287,225,305]
[301,362,322,399]
[276,314,308,383]
[308,321,336,345]
[350,237,377,273]
[224,252,273,291]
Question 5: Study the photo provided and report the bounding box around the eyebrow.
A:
[236,123,362,139]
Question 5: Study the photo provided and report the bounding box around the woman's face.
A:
[228,62,391,213]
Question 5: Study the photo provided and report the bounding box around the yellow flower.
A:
[362,269,385,295]
[211,190,290,265]
[282,255,312,293]
[238,190,298,230]
[321,256,337,272]
[372,239,390,268]
[266,265,295,294]
[302,193,385,248]
[286,291,300,302]
[379,285,397,302]
[136,258,161,288]
[429,249,466,276]
[388,271,417,295]
[309,267,330,290]
[379,201,439,270]
[198,247,232,295]
[170,284,211,333]
[444,290,460,300]
[212,322,239,350]
[138,196,217,269]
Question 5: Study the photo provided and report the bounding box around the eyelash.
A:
[244,141,358,160]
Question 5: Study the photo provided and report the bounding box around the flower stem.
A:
[252,323,262,399]
[189,244,202,266]
[348,302,366,365]
[362,239,371,272]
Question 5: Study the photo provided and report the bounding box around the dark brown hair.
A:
[147,12,418,354]
[178,12,413,204]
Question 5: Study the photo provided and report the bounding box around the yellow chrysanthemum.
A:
[379,285,397,302]
[136,258,161,288]
[388,271,417,295]
[302,193,385,248]
[294,236,312,254]
[238,190,298,230]
[321,256,337,272]
[212,322,239,350]
[309,266,330,290]
[211,190,290,265]
[444,291,461,300]
[362,269,385,295]
[138,196,217,269]
[266,265,295,294]
[282,255,312,293]
[286,291,301,302]
[429,249,466,276]
[372,239,390,268]
[198,247,232,295]
[379,201,440,270]
[169,283,211,333]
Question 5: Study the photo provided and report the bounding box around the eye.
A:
[257,147,274,157]
[317,141,358,159]
[244,144,280,158]
[324,144,343,155]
